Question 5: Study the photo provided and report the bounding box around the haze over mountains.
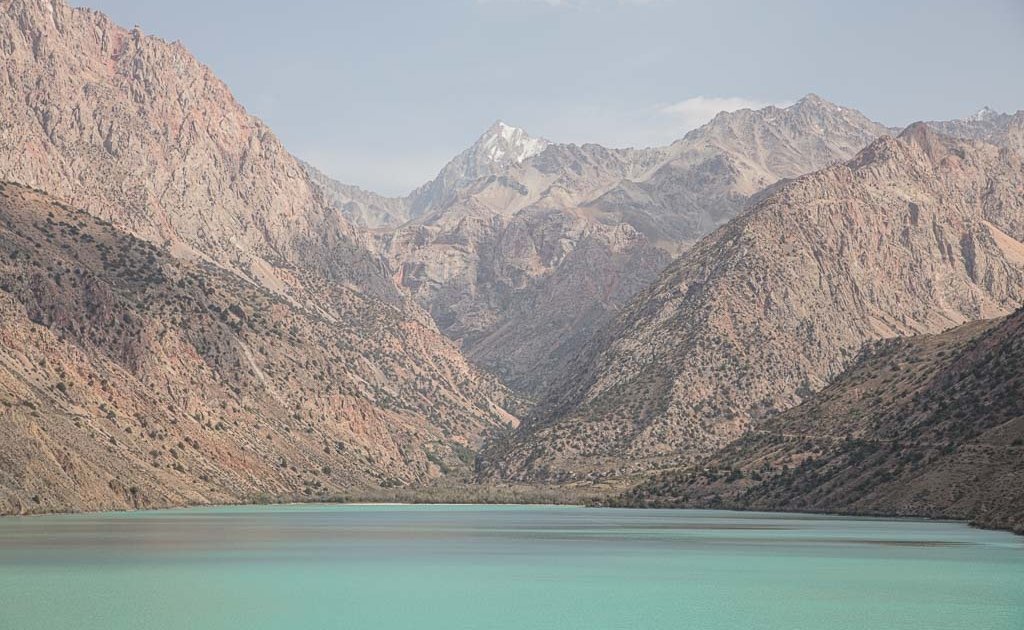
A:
[0,0,1021,530]
[306,95,892,392]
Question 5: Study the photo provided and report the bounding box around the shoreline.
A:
[1,497,1017,538]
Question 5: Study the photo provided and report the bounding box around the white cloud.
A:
[659,96,783,131]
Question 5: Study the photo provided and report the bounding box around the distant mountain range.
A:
[0,0,1021,531]
[306,94,892,392]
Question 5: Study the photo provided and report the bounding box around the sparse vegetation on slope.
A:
[616,307,1024,534]
[0,183,518,514]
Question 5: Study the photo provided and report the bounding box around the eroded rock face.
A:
[367,97,890,393]
[0,184,519,513]
[482,126,1024,482]
[0,0,420,310]
[0,0,523,512]
[1,1,332,279]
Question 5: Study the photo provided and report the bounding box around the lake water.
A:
[0,504,1021,629]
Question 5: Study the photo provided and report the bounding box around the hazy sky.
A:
[76,0,1024,195]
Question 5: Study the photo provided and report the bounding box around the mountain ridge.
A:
[0,0,525,513]
[0,182,519,513]
[618,307,1024,534]
[480,125,1024,482]
[348,95,894,393]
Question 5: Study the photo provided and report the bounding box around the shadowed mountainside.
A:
[0,0,524,513]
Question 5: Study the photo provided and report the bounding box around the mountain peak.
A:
[798,92,827,104]
[968,106,1002,122]
[485,119,517,134]
[896,122,957,164]
[475,121,549,165]
[406,121,551,215]
[793,92,842,112]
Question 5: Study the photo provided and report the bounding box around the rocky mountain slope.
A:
[0,0,524,513]
[407,121,553,218]
[619,308,1024,534]
[927,107,1024,153]
[588,94,892,250]
[361,97,889,392]
[0,0,396,302]
[392,208,671,393]
[480,125,1024,482]
[0,182,517,514]
[301,161,411,230]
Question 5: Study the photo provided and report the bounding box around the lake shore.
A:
[2,490,1019,538]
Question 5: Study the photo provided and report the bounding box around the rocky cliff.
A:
[0,0,396,299]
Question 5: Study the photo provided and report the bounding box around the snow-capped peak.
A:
[409,121,553,214]
[477,121,550,165]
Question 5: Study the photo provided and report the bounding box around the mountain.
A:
[407,121,552,217]
[0,0,396,301]
[619,307,1024,534]
[0,0,521,512]
[926,107,1024,153]
[301,161,411,229]
[383,206,671,393]
[0,183,519,514]
[480,125,1024,483]
[588,93,893,251]
[371,97,890,392]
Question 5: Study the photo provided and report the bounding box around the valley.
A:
[0,0,1021,539]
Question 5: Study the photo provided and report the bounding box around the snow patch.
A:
[479,122,549,165]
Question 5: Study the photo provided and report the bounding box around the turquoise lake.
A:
[0,504,1021,629]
